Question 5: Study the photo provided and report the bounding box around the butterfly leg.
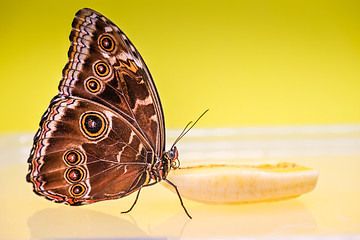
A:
[164,179,192,219]
[121,182,157,214]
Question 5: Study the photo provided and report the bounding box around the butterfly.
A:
[26,8,201,219]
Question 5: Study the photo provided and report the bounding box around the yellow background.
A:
[1,0,359,133]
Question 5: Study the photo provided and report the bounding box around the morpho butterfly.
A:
[26,8,205,219]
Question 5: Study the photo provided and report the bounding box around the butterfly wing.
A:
[27,8,164,205]
[27,96,153,204]
[60,8,164,154]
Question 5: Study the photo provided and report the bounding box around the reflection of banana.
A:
[165,162,319,204]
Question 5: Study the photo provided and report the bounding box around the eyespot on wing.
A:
[163,162,319,204]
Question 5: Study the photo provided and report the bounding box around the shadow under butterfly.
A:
[26,8,208,219]
[28,207,148,239]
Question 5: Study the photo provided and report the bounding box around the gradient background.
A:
[1,0,359,133]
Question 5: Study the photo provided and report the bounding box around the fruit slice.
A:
[164,162,318,204]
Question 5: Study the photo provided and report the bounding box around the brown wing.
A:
[27,96,153,205]
[59,8,165,155]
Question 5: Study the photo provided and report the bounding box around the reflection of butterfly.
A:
[26,8,192,218]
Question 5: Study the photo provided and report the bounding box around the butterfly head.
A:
[156,110,208,181]
[163,110,209,174]
[165,146,180,169]
[152,146,179,182]
[156,146,179,181]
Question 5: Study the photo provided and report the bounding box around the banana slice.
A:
[164,162,318,204]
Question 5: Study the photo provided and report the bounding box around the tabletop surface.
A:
[1,125,359,239]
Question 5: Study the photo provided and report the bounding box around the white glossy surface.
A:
[0,125,360,239]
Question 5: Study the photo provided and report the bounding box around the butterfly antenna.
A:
[171,109,209,149]
[171,121,192,148]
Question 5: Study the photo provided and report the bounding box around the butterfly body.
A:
[26,8,185,213]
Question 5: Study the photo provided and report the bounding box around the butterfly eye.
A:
[99,35,115,52]
[168,151,175,159]
[94,62,110,77]
[85,78,101,93]
[167,147,178,160]
[70,183,86,197]
[63,150,84,166]
[80,112,107,139]
[65,167,85,183]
